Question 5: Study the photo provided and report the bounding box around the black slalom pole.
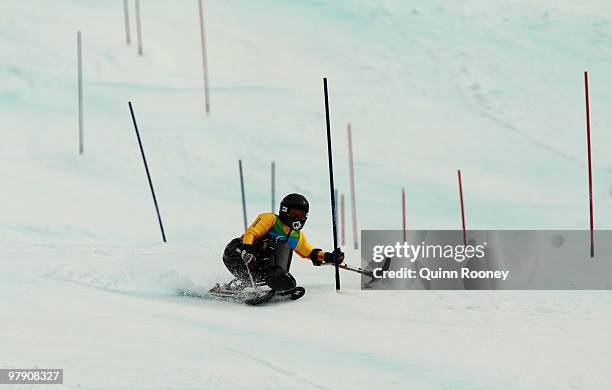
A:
[239,159,248,231]
[323,78,341,291]
[128,102,167,242]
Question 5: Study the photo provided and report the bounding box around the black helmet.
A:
[279,193,309,230]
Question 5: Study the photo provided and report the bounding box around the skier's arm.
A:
[242,213,276,245]
[294,232,316,258]
[295,233,344,265]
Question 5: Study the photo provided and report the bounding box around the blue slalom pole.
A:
[128,101,167,243]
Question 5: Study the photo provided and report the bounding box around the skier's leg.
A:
[264,266,297,291]
[223,238,268,286]
[222,238,249,282]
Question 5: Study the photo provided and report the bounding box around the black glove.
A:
[324,249,345,265]
[241,244,257,267]
[309,249,323,266]
[310,248,345,266]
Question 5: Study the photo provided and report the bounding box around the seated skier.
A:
[222,193,344,295]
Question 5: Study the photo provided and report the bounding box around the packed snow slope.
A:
[2,1,612,389]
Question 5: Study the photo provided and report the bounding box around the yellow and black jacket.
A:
[243,213,326,262]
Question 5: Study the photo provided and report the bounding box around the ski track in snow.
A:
[3,244,612,389]
[217,346,332,390]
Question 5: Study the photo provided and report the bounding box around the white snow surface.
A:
[2,1,612,389]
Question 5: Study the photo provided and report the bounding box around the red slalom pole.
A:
[197,0,211,114]
[401,188,406,242]
[340,193,346,246]
[347,123,359,250]
[457,170,467,246]
[584,71,595,258]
